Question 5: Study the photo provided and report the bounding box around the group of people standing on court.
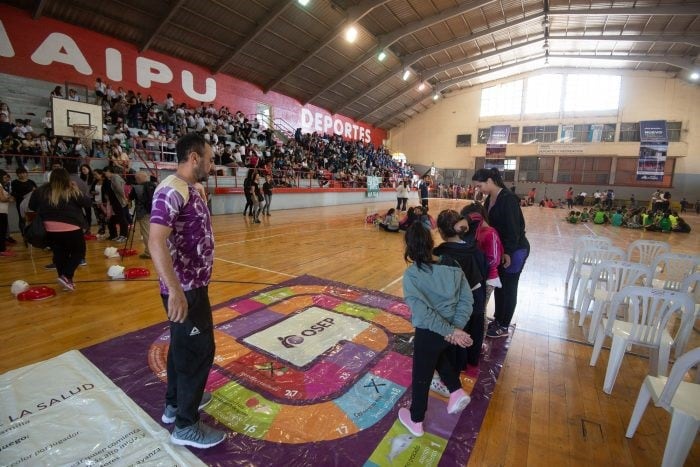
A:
[242,169,273,223]
[398,166,530,435]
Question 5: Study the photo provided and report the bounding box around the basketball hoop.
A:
[72,123,98,150]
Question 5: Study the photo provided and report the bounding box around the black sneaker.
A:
[486,325,509,339]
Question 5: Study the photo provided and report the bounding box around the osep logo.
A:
[278,317,335,348]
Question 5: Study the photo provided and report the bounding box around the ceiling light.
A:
[542,16,549,28]
[345,26,358,43]
[377,50,386,62]
[542,40,549,50]
[402,69,411,81]
[691,72,699,80]
[418,82,426,91]
[433,92,440,100]
[297,0,310,6]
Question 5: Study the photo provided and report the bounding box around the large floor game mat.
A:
[82,275,511,466]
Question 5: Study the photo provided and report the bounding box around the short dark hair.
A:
[176,133,207,163]
[15,167,28,175]
[437,209,463,237]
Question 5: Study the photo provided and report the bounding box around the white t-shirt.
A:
[93,183,102,203]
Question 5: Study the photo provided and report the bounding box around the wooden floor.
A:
[2,199,699,466]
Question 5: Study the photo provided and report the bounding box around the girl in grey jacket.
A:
[398,223,474,437]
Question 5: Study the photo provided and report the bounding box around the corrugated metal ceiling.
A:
[7,0,699,130]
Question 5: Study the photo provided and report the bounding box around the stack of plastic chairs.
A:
[589,285,695,394]
[577,260,654,342]
[626,239,670,266]
[565,235,612,286]
[651,253,700,292]
[568,244,626,310]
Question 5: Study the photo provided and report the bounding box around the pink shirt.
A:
[44,220,81,232]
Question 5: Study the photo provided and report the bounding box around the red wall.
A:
[0,5,386,145]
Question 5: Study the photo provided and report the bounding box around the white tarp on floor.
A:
[0,350,204,466]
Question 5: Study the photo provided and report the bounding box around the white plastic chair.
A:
[626,346,700,467]
[565,235,613,285]
[568,244,626,309]
[626,239,670,265]
[651,253,700,292]
[589,285,695,394]
[673,272,700,359]
[578,260,654,342]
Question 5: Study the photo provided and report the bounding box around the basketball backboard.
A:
[52,97,103,140]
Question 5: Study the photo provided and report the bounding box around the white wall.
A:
[210,190,414,215]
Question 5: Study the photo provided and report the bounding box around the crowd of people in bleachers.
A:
[0,80,414,190]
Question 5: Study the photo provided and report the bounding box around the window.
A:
[667,121,682,142]
[557,157,611,185]
[572,124,591,143]
[600,124,616,142]
[564,74,621,111]
[620,122,640,142]
[525,74,562,114]
[522,125,559,144]
[566,123,616,142]
[508,127,519,144]
[503,158,516,182]
[517,156,554,182]
[615,157,674,187]
[480,80,523,117]
[456,134,471,147]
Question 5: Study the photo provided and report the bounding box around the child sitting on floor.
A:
[566,210,580,224]
[611,209,623,227]
[580,208,590,223]
[593,207,608,224]
[378,208,400,232]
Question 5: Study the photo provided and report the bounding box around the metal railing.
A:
[1,148,409,191]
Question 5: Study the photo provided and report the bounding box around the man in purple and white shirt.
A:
[149,133,225,449]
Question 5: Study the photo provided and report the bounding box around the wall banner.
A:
[636,120,668,181]
[366,176,380,197]
[484,125,510,171]
[0,4,384,145]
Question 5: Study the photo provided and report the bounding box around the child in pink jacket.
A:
[460,205,503,307]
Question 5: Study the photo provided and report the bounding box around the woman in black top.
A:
[10,167,37,234]
[262,174,273,216]
[29,168,90,291]
[242,170,254,217]
[471,168,529,338]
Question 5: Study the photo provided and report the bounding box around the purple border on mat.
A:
[81,275,512,466]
